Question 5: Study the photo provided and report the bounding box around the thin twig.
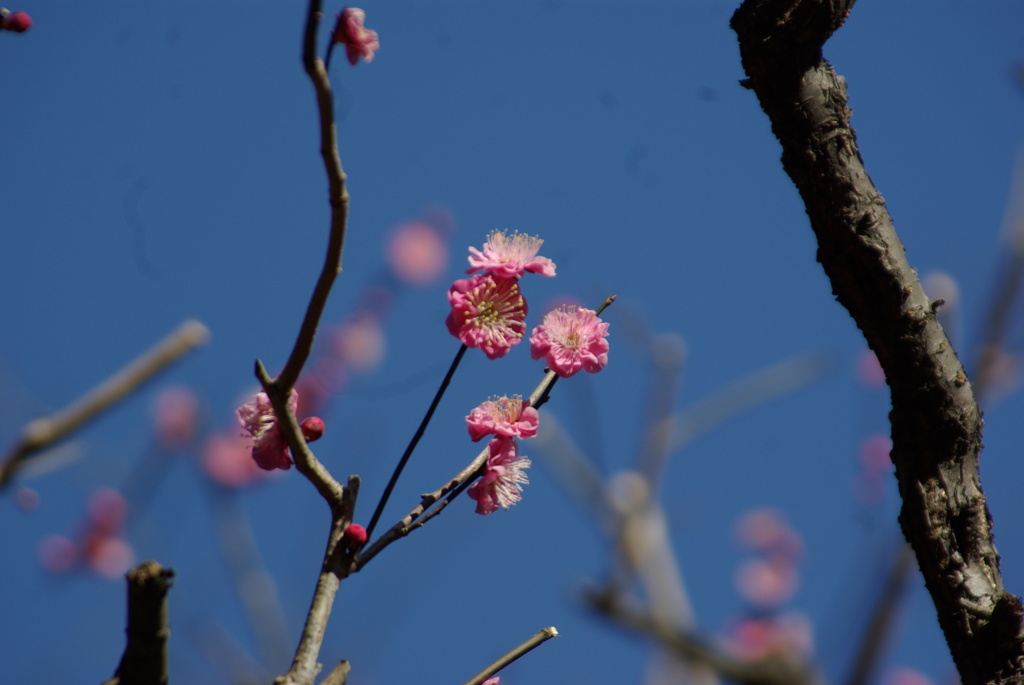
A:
[273,0,349,393]
[366,344,468,539]
[0,319,209,488]
[462,626,559,685]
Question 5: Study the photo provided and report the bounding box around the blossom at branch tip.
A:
[467,229,556,279]
[530,306,610,377]
[332,7,379,65]
[236,389,299,471]
[468,436,531,515]
[466,395,539,442]
[446,273,528,359]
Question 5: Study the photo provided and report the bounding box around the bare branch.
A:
[0,319,209,488]
[462,626,559,685]
[271,0,349,393]
[103,560,176,685]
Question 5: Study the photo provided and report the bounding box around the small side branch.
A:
[0,319,209,488]
[103,560,176,685]
[462,626,559,685]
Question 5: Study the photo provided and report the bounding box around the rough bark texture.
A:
[730,2,1024,683]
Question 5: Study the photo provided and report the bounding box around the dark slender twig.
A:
[462,626,559,685]
[731,2,1024,682]
[366,344,468,539]
[0,319,209,488]
[355,365,565,571]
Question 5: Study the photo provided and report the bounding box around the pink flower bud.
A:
[300,416,325,443]
[3,11,31,32]
[342,523,367,552]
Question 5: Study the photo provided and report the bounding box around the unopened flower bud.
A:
[2,11,32,32]
[300,416,325,443]
[342,523,367,553]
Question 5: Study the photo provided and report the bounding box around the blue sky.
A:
[2,2,1024,684]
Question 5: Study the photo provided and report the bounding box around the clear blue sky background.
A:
[3,2,1024,684]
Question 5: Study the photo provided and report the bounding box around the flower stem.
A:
[366,344,468,539]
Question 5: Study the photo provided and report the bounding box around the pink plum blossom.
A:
[467,229,556,279]
[201,433,269,489]
[530,306,610,377]
[468,436,531,515]
[466,395,539,442]
[446,273,527,359]
[332,7,379,65]
[236,389,299,471]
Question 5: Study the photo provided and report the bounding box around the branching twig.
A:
[276,476,361,685]
[731,2,1024,682]
[462,626,559,685]
[0,319,209,488]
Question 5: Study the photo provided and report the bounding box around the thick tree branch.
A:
[103,561,175,685]
[731,2,1024,683]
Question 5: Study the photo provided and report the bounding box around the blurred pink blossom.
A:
[735,508,803,559]
[885,668,936,685]
[468,436,531,515]
[38,535,78,574]
[332,7,379,65]
[446,273,527,359]
[86,536,135,579]
[856,349,886,388]
[482,679,500,685]
[466,395,539,442]
[201,433,269,489]
[152,385,199,449]
[735,557,799,608]
[236,389,299,471]
[87,487,128,534]
[726,611,813,661]
[530,306,609,377]
[467,230,556,279]
[388,220,449,285]
[332,315,385,372]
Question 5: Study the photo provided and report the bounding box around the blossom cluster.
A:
[447,229,610,377]
[465,396,535,515]
[448,230,611,514]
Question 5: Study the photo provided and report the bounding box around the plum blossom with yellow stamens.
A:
[466,395,540,442]
[467,229,556,279]
[530,306,610,377]
[446,273,527,359]
[468,436,532,515]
